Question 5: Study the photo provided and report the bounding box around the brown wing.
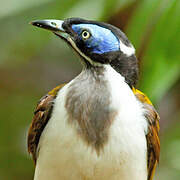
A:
[133,88,160,180]
[27,84,66,164]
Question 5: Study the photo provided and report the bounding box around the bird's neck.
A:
[80,53,138,88]
[110,54,139,87]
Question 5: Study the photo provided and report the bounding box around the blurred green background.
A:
[0,0,180,179]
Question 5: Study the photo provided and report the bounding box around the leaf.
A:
[126,0,180,103]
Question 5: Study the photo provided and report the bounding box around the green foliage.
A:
[127,0,180,103]
[0,0,126,66]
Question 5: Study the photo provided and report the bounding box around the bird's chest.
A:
[35,68,147,180]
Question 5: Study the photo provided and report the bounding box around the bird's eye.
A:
[81,30,91,40]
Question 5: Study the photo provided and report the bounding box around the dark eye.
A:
[81,30,91,40]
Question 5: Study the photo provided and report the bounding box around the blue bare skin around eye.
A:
[72,24,120,54]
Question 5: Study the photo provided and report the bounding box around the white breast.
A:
[34,65,148,180]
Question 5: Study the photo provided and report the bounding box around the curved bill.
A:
[30,19,68,39]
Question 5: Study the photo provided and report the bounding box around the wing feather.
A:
[133,88,160,180]
[27,84,65,164]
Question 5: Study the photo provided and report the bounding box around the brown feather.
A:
[27,84,66,164]
[133,88,160,180]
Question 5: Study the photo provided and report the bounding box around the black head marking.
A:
[62,18,139,87]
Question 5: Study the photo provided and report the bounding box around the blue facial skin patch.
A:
[72,24,120,54]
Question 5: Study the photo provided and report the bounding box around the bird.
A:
[27,18,160,180]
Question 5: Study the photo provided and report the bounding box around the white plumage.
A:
[34,65,148,180]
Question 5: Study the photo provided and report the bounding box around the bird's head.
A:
[31,18,138,87]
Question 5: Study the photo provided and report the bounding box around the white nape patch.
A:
[67,37,102,67]
[119,39,135,56]
[68,35,135,63]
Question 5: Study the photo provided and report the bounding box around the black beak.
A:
[30,19,69,39]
